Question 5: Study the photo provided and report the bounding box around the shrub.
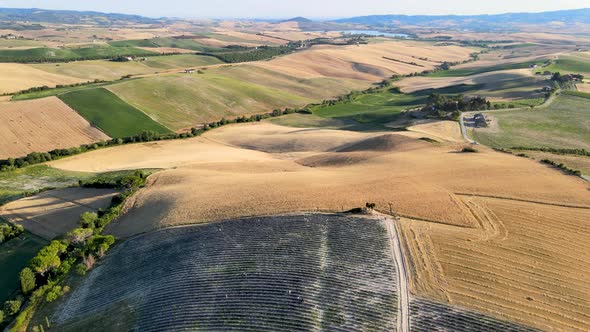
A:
[29,240,68,276]
[45,285,69,303]
[67,228,94,245]
[4,298,22,315]
[75,263,87,276]
[461,146,478,153]
[20,267,36,294]
[0,309,4,323]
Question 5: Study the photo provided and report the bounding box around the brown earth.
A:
[47,119,590,331]
[254,41,474,81]
[0,188,119,240]
[0,97,110,159]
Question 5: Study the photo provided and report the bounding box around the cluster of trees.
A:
[0,223,24,244]
[551,72,584,90]
[3,172,147,327]
[421,93,488,119]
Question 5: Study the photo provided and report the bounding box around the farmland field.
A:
[399,196,590,331]
[544,53,590,74]
[0,97,110,159]
[30,54,223,81]
[107,73,313,130]
[0,45,157,63]
[426,60,546,77]
[0,188,119,240]
[53,214,399,331]
[0,63,84,94]
[254,41,475,81]
[59,88,172,137]
[398,69,550,100]
[472,94,590,149]
[0,228,47,302]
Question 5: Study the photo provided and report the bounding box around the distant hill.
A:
[0,7,161,26]
[333,8,590,30]
[280,17,312,23]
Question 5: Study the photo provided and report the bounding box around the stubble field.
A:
[0,97,110,159]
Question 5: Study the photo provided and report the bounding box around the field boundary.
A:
[454,192,590,209]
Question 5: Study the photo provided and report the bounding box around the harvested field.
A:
[516,151,590,175]
[54,214,398,331]
[0,97,110,159]
[46,115,590,331]
[254,41,474,81]
[398,69,549,99]
[0,188,119,240]
[0,63,83,94]
[399,196,590,331]
[46,121,590,237]
[403,121,464,143]
[31,55,222,81]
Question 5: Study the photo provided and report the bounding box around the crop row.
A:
[55,214,399,331]
[410,297,540,331]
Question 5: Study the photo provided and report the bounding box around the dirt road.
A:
[384,215,410,332]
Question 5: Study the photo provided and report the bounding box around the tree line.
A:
[1,171,147,330]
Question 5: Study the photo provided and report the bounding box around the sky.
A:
[0,0,588,19]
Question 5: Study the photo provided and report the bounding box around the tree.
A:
[20,268,36,294]
[79,212,98,228]
[4,299,22,315]
[0,309,4,323]
[86,235,115,257]
[67,228,93,245]
[29,241,67,276]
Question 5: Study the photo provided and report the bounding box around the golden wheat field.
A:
[0,97,110,159]
[0,188,119,240]
[0,63,85,94]
[45,117,590,331]
[254,41,475,81]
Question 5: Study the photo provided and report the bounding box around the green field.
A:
[472,95,590,149]
[0,45,157,63]
[545,54,590,74]
[313,90,425,125]
[107,73,313,130]
[0,228,48,302]
[426,60,546,78]
[59,88,171,137]
[109,37,217,52]
[30,54,223,81]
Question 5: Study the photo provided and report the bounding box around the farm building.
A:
[473,113,488,128]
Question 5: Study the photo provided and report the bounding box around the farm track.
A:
[383,215,410,332]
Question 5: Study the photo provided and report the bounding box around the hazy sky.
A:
[0,0,588,19]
